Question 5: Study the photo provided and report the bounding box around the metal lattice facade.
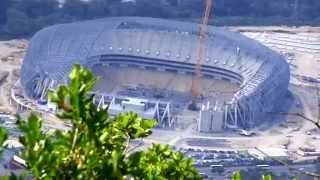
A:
[21,17,290,128]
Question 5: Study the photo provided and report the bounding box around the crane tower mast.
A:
[190,0,214,109]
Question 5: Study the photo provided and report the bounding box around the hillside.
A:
[0,0,320,39]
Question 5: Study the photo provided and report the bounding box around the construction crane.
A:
[189,0,214,110]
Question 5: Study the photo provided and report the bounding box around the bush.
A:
[2,64,201,179]
[3,8,34,37]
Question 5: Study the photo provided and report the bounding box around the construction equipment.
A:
[189,0,214,110]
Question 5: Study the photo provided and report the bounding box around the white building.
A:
[198,102,224,133]
[248,148,288,161]
[109,97,156,119]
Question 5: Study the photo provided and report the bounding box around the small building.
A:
[3,140,24,149]
[248,148,288,161]
[47,101,57,112]
[198,102,224,133]
[109,97,157,119]
[296,147,320,157]
[8,155,27,170]
[199,108,212,132]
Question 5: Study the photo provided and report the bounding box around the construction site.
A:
[0,1,319,178]
[1,24,319,178]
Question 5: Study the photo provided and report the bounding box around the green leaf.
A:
[262,174,272,180]
[141,119,157,130]
[0,127,8,156]
[11,64,201,179]
[232,171,242,180]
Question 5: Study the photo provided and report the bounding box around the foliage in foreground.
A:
[0,64,279,179]
[232,171,273,180]
[0,127,8,157]
[14,64,200,179]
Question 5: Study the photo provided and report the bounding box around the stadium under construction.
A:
[17,17,290,132]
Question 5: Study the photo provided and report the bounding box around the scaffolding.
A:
[91,92,175,128]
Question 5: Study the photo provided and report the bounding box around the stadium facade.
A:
[20,17,290,129]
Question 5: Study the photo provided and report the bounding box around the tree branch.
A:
[72,127,79,151]
[267,111,320,129]
[124,132,130,154]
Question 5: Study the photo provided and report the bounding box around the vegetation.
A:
[232,171,273,180]
[0,128,7,157]
[233,168,290,180]
[0,65,317,179]
[0,65,200,179]
[1,0,320,38]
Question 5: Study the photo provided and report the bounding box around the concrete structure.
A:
[199,106,212,133]
[109,97,156,119]
[91,93,174,128]
[3,140,23,149]
[296,148,320,157]
[20,17,290,130]
[198,102,224,132]
[248,148,288,161]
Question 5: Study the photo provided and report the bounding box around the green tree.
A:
[135,0,170,18]
[63,0,87,19]
[0,127,8,157]
[3,8,33,36]
[0,0,11,24]
[231,171,273,180]
[14,64,201,179]
[232,171,242,180]
[86,0,109,18]
[12,0,59,18]
[214,0,251,16]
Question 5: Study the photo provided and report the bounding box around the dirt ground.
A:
[0,40,28,112]
[155,26,320,159]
